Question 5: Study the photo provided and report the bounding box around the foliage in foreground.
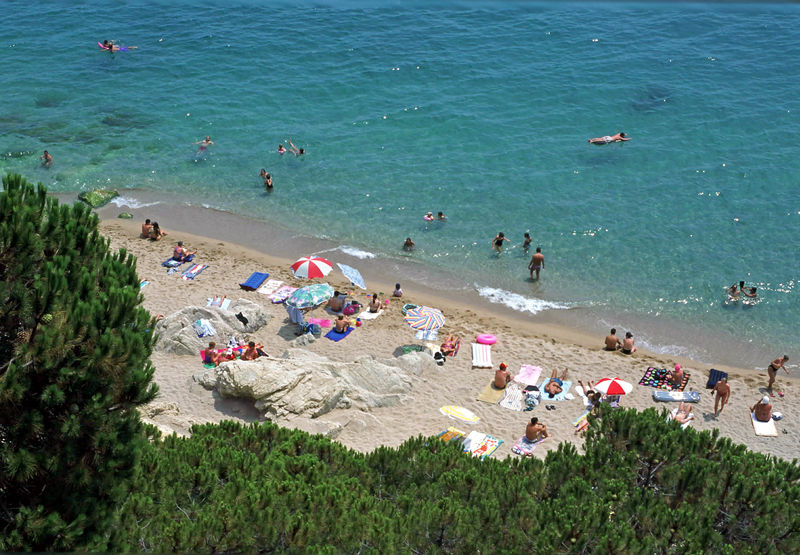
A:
[118,408,800,553]
[0,174,158,550]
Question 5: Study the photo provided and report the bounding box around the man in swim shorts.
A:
[494,362,512,389]
[604,328,621,351]
[766,355,789,396]
[172,241,196,262]
[544,368,568,397]
[588,132,630,145]
[141,218,153,239]
[525,417,548,442]
[528,247,544,279]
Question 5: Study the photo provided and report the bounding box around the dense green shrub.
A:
[0,174,157,550]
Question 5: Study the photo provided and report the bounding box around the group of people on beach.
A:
[141,218,168,241]
[603,328,638,355]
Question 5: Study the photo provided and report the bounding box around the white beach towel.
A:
[751,412,778,437]
[205,297,232,310]
[499,382,525,411]
[358,308,383,320]
[471,343,492,368]
[415,329,439,341]
[257,279,284,295]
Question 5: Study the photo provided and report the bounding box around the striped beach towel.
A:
[471,343,492,368]
[462,431,503,460]
[181,264,208,280]
[499,382,525,411]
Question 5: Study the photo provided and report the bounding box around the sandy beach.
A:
[98,211,799,462]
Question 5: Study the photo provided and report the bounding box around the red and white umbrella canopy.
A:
[593,377,633,396]
[290,256,333,279]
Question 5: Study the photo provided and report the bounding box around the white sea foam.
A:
[109,196,160,209]
[476,286,569,315]
[336,245,376,259]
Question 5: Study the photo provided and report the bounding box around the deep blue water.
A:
[2,1,798,368]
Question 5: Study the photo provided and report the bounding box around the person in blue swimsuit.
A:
[544,368,569,397]
[588,132,630,145]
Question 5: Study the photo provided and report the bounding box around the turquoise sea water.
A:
[2,1,798,369]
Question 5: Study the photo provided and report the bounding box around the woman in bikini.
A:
[440,334,459,357]
[544,368,568,398]
[672,402,693,425]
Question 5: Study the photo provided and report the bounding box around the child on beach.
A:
[393,283,403,297]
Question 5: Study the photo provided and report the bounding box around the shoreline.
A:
[87,197,799,461]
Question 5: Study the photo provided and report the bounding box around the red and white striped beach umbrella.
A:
[290,256,333,279]
[593,377,634,396]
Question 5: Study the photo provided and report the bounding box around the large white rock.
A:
[196,350,431,419]
[154,299,271,355]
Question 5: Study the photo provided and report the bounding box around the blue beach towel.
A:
[325,327,354,342]
[162,257,183,268]
[181,264,208,280]
[537,379,573,401]
[240,272,269,291]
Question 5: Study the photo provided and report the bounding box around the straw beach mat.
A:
[439,405,479,423]
[476,382,506,404]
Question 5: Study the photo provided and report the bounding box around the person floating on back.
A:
[288,138,305,156]
[588,132,630,145]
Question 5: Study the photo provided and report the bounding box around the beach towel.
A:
[573,409,591,427]
[269,285,297,303]
[193,318,216,338]
[751,412,778,437]
[437,426,467,443]
[257,279,283,295]
[415,329,439,341]
[162,257,184,268]
[706,369,728,389]
[471,343,492,368]
[181,264,208,280]
[139,280,149,289]
[439,405,479,423]
[401,345,425,355]
[652,390,701,403]
[199,346,243,362]
[537,379,573,401]
[476,381,507,404]
[639,367,690,392]
[325,327,354,342]
[307,317,332,328]
[205,297,232,310]
[499,382,525,411]
[511,435,546,457]
[239,272,269,291]
[462,431,503,459]
[514,365,543,386]
[668,407,695,430]
[358,308,383,320]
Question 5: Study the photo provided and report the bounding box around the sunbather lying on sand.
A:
[544,368,568,397]
[440,334,459,356]
[210,295,226,307]
[334,314,351,333]
[578,380,603,408]
[672,402,693,425]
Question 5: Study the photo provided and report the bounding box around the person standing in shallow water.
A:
[491,232,509,253]
[528,247,544,279]
[522,232,532,252]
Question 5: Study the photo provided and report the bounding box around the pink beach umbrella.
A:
[290,256,333,279]
[593,377,634,396]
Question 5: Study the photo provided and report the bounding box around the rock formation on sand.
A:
[194,349,435,419]
[154,299,271,355]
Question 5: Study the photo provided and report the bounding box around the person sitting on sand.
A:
[588,132,630,145]
[672,402,693,425]
[141,218,153,239]
[327,291,345,313]
[209,295,226,307]
[368,293,381,313]
[403,237,415,251]
[241,341,267,361]
[172,241,196,262]
[204,341,223,366]
[751,395,772,422]
[667,363,684,386]
[494,362,512,389]
[604,328,621,351]
[544,368,568,397]
[525,417,549,442]
[41,150,53,168]
[620,332,637,354]
[393,283,403,297]
[440,334,459,357]
[334,314,351,333]
[149,221,167,241]
[712,377,730,416]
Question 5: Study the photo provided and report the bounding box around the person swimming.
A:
[588,132,630,145]
[194,136,214,154]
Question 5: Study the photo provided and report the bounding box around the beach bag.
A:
[343,303,357,316]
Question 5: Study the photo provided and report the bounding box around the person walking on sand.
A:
[588,132,630,145]
[491,232,509,253]
[766,355,789,396]
[528,247,545,279]
[712,377,730,416]
[604,328,621,351]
